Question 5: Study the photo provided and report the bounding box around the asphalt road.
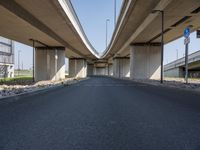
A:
[1,76,200,150]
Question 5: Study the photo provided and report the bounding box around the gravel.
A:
[0,78,83,99]
[131,77,200,91]
[2,76,199,99]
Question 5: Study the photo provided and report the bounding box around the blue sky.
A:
[164,31,200,64]
[71,0,123,53]
[14,0,200,69]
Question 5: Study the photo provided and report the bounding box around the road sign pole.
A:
[197,30,200,38]
[183,27,190,84]
[161,11,164,84]
[185,42,189,84]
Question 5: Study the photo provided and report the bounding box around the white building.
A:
[0,36,14,78]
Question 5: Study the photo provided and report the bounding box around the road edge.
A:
[107,76,200,94]
[0,77,90,103]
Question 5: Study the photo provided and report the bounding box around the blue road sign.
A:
[184,27,190,38]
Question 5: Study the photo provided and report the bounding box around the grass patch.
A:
[0,76,34,85]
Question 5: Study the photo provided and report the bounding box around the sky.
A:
[14,42,32,69]
[71,0,123,53]
[14,0,200,69]
[164,31,200,64]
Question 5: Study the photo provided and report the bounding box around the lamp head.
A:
[152,10,163,14]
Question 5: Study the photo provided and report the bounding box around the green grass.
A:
[14,70,33,77]
[0,76,34,85]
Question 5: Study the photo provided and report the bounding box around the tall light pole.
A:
[152,10,164,83]
[106,19,110,48]
[18,50,21,76]
[21,61,23,70]
[114,0,117,27]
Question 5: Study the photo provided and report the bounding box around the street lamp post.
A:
[32,40,35,82]
[152,10,164,84]
[106,19,110,48]
[114,0,117,27]
[176,49,179,60]
[18,50,21,76]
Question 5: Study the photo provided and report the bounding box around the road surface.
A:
[0,76,200,150]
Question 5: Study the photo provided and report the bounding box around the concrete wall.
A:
[113,58,130,78]
[130,45,161,80]
[35,49,65,81]
[164,67,184,78]
[69,58,87,78]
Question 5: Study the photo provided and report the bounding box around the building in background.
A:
[0,36,14,78]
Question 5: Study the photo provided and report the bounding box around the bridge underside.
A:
[0,0,199,81]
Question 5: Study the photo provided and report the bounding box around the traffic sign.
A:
[184,27,190,84]
[184,37,190,45]
[197,30,200,38]
[184,27,190,38]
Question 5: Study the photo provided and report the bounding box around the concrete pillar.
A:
[113,57,130,78]
[130,45,161,80]
[108,64,113,76]
[69,58,87,78]
[93,62,109,76]
[87,64,94,76]
[94,67,107,76]
[105,64,109,76]
[94,66,97,75]
[35,48,65,81]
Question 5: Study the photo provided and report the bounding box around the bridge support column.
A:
[93,67,107,76]
[130,45,161,80]
[69,58,87,78]
[35,48,65,81]
[87,63,94,76]
[113,57,130,78]
[108,64,113,76]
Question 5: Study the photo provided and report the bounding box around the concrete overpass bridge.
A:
[165,50,200,78]
[0,0,199,81]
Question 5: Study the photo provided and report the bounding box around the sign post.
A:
[197,30,200,38]
[184,27,190,84]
